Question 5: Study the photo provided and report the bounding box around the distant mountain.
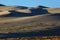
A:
[35,5,49,8]
[15,6,28,9]
[0,4,5,6]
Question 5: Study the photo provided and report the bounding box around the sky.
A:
[0,0,60,8]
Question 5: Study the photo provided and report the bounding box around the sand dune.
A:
[0,13,60,33]
[0,5,60,33]
[44,8,60,13]
[0,11,10,15]
[0,13,60,23]
[0,6,60,16]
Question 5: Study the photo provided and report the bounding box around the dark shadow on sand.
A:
[0,26,60,38]
[0,8,49,17]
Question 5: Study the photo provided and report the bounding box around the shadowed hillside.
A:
[0,5,60,16]
[0,8,49,17]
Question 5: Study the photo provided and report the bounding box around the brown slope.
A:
[44,8,60,13]
[0,13,60,33]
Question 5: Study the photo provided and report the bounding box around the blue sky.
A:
[0,0,60,8]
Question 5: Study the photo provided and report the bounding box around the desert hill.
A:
[0,13,60,33]
[0,4,60,33]
[0,5,60,16]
